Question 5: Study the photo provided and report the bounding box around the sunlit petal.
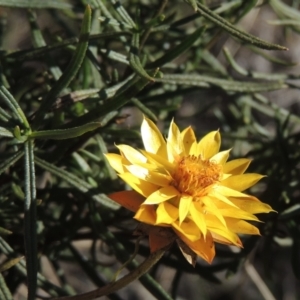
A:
[226,218,260,235]
[141,117,167,157]
[126,165,171,187]
[156,202,179,224]
[105,153,126,174]
[180,126,196,155]
[221,174,265,192]
[172,220,201,242]
[119,173,158,197]
[223,158,251,175]
[179,195,193,224]
[189,202,207,236]
[197,131,221,159]
[144,186,179,205]
[117,144,147,164]
[167,120,184,162]
[134,205,156,225]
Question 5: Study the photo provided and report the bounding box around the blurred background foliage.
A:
[0,0,300,299]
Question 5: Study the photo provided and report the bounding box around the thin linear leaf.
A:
[33,5,92,127]
[24,140,37,300]
[0,151,24,176]
[197,1,287,50]
[0,256,24,272]
[29,122,103,140]
[5,32,131,62]
[109,0,136,29]
[34,156,120,210]
[129,33,154,81]
[0,86,30,129]
[148,26,206,69]
[0,237,69,297]
[0,273,12,300]
[0,0,72,9]
[0,127,13,138]
[157,74,287,92]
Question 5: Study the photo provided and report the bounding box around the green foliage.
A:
[0,0,299,299]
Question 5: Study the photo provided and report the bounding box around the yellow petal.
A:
[104,153,125,174]
[172,220,201,242]
[189,202,207,236]
[141,117,167,157]
[210,149,231,165]
[210,231,242,247]
[209,227,241,247]
[179,195,193,224]
[229,197,274,214]
[119,173,158,197]
[156,202,179,224]
[176,230,215,263]
[218,208,259,221]
[221,174,265,192]
[226,218,260,235]
[214,185,250,198]
[108,190,144,212]
[134,205,156,225]
[117,144,146,164]
[197,131,221,159]
[209,188,239,207]
[126,165,171,187]
[141,150,174,174]
[189,141,198,156]
[167,120,184,162]
[144,186,179,205]
[223,158,251,175]
[201,196,226,227]
[180,126,196,155]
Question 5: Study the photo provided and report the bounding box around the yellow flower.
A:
[106,117,274,263]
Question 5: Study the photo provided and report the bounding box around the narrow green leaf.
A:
[223,47,288,80]
[98,16,133,29]
[29,122,103,140]
[0,256,24,272]
[28,10,63,81]
[197,1,287,50]
[129,33,154,81]
[131,98,157,122]
[33,5,92,128]
[0,107,11,122]
[6,32,130,62]
[0,228,12,236]
[270,0,300,21]
[148,26,206,68]
[156,74,287,92]
[248,46,297,66]
[24,140,37,300]
[66,69,160,128]
[110,0,136,29]
[0,273,12,300]
[0,151,24,176]
[0,0,72,9]
[34,156,120,210]
[0,237,68,297]
[0,127,13,138]
[0,86,30,129]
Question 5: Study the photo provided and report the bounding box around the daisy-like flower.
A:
[105,117,274,264]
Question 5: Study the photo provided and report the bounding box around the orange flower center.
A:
[172,155,222,197]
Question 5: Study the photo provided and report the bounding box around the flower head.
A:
[106,118,274,264]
